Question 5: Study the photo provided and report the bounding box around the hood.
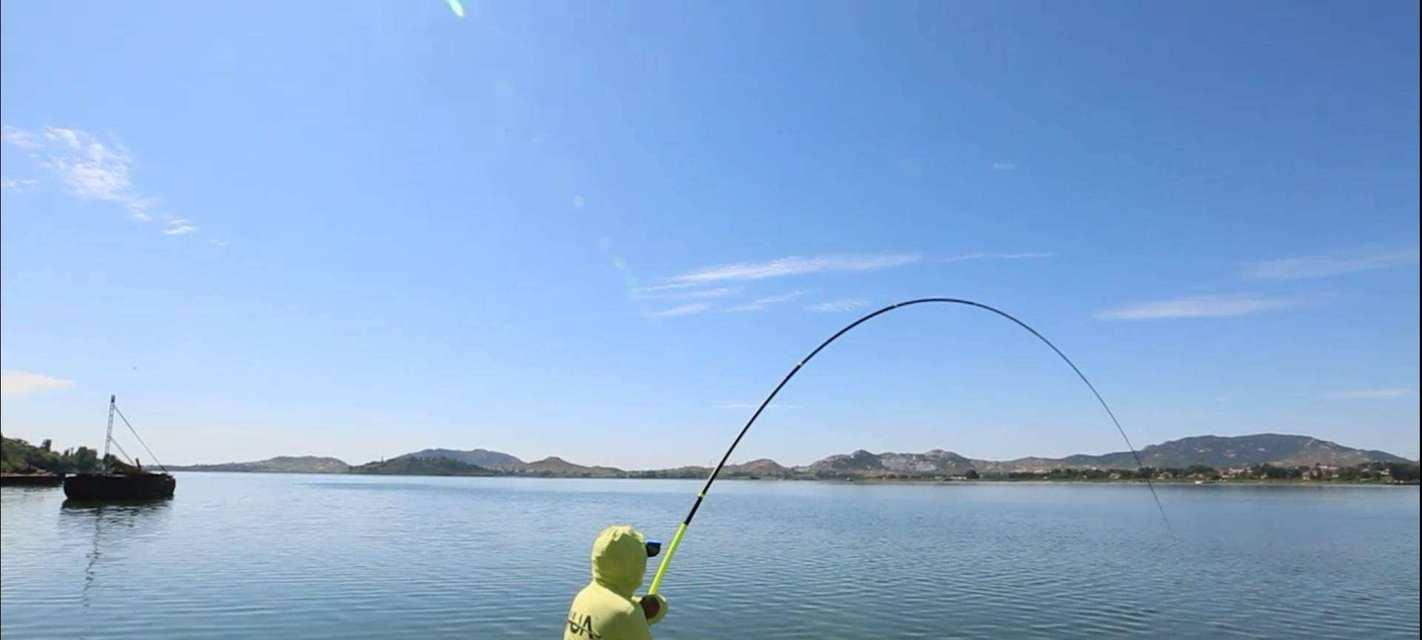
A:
[589,525,646,598]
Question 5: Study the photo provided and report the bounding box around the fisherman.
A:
[564,525,668,640]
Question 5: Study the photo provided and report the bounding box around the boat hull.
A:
[63,473,176,500]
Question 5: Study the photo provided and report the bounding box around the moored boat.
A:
[61,396,176,502]
[63,470,174,500]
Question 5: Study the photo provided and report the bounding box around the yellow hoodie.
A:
[564,526,669,640]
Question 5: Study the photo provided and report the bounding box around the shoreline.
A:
[155,469,1421,487]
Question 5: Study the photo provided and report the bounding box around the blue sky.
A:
[2,1,1417,466]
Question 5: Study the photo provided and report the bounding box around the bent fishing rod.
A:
[647,297,1170,595]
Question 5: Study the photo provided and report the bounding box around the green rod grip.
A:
[647,522,688,595]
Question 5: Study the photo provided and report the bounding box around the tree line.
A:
[1,436,108,474]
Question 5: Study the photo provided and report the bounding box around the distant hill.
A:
[1129,434,1410,468]
[169,456,349,474]
[630,465,711,479]
[348,456,498,476]
[399,448,525,470]
[808,449,976,477]
[165,433,1414,480]
[727,458,792,477]
[809,434,1412,477]
[392,449,622,477]
[518,456,623,478]
[975,434,1412,472]
[629,459,792,479]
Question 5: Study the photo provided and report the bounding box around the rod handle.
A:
[647,522,689,595]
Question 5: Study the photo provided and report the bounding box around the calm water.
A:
[2,473,1417,639]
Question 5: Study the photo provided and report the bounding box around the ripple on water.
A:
[2,478,1418,639]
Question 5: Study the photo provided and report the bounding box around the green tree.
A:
[71,447,100,472]
[1184,465,1219,479]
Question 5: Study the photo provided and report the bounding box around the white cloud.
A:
[630,286,736,301]
[807,298,870,313]
[1097,294,1301,320]
[667,253,921,285]
[635,250,1047,319]
[1242,249,1419,280]
[2,125,39,149]
[1325,388,1416,400]
[572,195,586,208]
[992,161,1018,171]
[44,127,80,148]
[937,251,1055,263]
[40,127,134,201]
[646,302,712,318]
[725,290,808,312]
[162,218,198,235]
[1,370,75,397]
[1,177,38,191]
[2,125,192,231]
[629,282,698,295]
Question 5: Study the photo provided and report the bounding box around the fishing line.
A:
[647,297,1170,595]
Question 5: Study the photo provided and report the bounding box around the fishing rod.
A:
[647,297,1170,595]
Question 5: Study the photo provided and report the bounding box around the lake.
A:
[2,473,1417,639]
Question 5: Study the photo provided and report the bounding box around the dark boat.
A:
[0,473,65,487]
[62,396,176,501]
[63,470,174,500]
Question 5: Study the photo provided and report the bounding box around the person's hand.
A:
[638,593,668,623]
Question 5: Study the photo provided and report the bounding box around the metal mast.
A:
[102,395,116,472]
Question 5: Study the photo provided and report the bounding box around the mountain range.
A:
[169,455,351,474]
[168,433,1414,478]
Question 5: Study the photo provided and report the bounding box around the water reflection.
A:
[59,500,172,612]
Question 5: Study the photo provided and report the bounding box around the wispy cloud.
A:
[162,218,199,235]
[807,298,870,313]
[1097,294,1302,320]
[1,125,192,233]
[629,282,699,294]
[0,370,75,397]
[636,249,1047,318]
[39,127,145,216]
[1325,388,1416,400]
[1242,249,1419,280]
[992,161,1018,171]
[936,251,1055,264]
[630,286,737,301]
[666,253,922,285]
[1,125,39,149]
[725,290,808,312]
[1,177,38,191]
[645,302,712,318]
